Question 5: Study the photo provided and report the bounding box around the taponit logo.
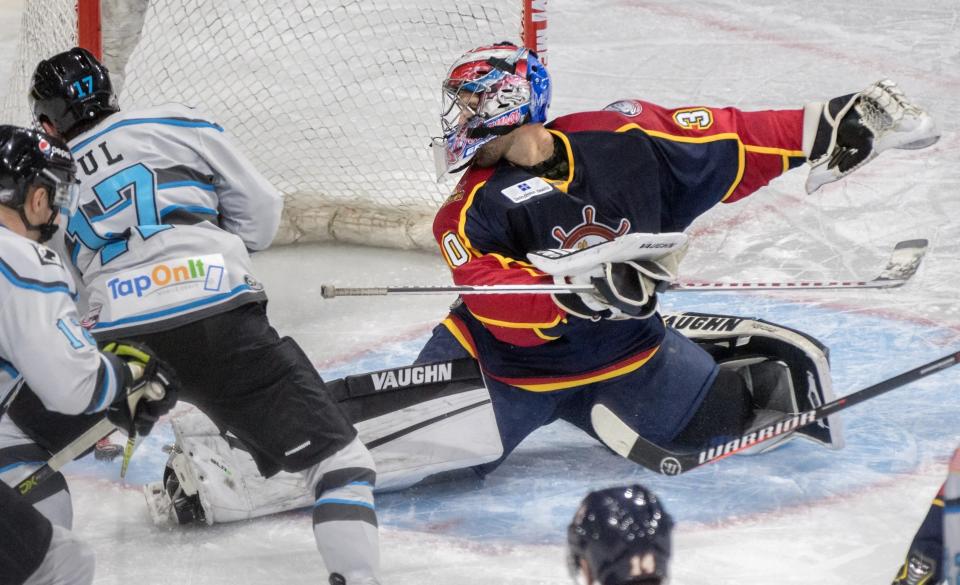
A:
[372,362,454,391]
[696,410,818,464]
[107,254,226,300]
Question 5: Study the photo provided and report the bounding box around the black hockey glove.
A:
[591,261,664,318]
[554,260,674,321]
[102,341,180,437]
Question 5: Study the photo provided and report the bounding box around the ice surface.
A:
[3,0,960,583]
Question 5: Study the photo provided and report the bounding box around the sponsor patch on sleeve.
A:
[501,177,554,203]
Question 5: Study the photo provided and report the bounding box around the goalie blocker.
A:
[145,312,841,525]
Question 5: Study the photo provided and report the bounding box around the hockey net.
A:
[1,0,546,249]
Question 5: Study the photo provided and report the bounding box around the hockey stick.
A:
[590,349,960,476]
[16,381,165,497]
[321,239,927,298]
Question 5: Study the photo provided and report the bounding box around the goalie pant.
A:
[150,312,840,524]
[420,308,843,476]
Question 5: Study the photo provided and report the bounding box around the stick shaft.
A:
[597,349,960,475]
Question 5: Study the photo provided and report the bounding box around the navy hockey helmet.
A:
[567,485,673,585]
[433,41,551,175]
[0,125,79,241]
[30,47,119,140]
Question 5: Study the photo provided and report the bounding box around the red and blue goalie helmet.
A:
[432,42,551,176]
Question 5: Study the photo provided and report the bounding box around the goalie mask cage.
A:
[1,0,547,249]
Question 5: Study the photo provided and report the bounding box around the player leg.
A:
[589,314,841,459]
[892,482,945,585]
[803,80,939,192]
[1,480,94,585]
[135,301,381,585]
[583,327,721,449]
[147,357,502,524]
[0,406,83,528]
[414,320,473,365]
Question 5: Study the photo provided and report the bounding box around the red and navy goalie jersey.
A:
[434,99,805,392]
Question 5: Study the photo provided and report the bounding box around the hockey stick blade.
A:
[672,238,928,291]
[591,348,960,476]
[321,239,928,297]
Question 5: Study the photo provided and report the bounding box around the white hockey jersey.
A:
[0,226,121,418]
[63,104,283,339]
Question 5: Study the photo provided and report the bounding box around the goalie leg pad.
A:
[665,312,844,450]
[146,360,504,525]
[144,411,315,526]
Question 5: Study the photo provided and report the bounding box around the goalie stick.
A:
[321,238,927,297]
[590,349,960,476]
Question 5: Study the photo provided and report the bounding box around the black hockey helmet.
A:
[30,47,119,140]
[0,125,79,240]
[567,484,673,585]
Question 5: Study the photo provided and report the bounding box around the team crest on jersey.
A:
[552,205,631,248]
[32,243,62,268]
[604,100,642,117]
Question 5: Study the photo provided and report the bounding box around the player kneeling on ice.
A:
[0,126,178,585]
[30,48,382,585]
[414,41,936,472]
[567,484,673,585]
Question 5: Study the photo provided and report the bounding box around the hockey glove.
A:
[102,341,179,437]
[553,244,686,321]
[804,79,940,193]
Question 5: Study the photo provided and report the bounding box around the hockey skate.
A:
[804,79,940,193]
[891,551,938,585]
[143,445,207,526]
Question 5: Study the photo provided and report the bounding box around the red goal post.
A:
[2,0,548,249]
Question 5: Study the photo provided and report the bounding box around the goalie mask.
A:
[0,125,80,242]
[432,42,551,177]
[567,484,673,585]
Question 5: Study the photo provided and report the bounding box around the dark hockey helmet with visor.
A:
[0,125,79,241]
[567,484,673,585]
[30,47,119,140]
[432,41,551,177]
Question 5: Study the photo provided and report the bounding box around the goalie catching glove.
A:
[102,340,179,437]
[803,79,940,193]
[527,233,688,321]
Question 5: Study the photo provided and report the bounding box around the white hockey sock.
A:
[306,437,381,585]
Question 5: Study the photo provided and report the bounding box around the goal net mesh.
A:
[2,0,523,248]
